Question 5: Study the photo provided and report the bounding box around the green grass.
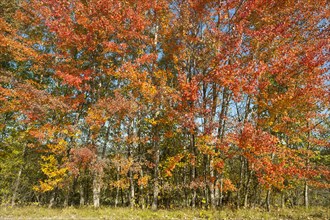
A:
[0,206,328,219]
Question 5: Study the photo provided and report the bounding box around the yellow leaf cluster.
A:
[34,155,68,192]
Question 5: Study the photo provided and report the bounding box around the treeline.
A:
[0,0,329,210]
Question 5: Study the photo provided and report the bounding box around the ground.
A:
[0,206,329,219]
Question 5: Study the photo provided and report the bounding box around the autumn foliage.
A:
[1,0,329,209]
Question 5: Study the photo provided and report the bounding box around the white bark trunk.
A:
[210,156,216,209]
[93,174,101,208]
[304,181,309,209]
[80,182,85,206]
[152,146,160,210]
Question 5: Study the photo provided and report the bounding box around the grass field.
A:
[0,206,329,219]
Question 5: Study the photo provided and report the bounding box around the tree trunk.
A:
[80,182,85,206]
[92,124,110,208]
[191,167,197,208]
[152,144,160,210]
[183,143,189,207]
[203,154,208,208]
[217,89,229,209]
[101,125,111,158]
[128,121,135,208]
[304,122,310,209]
[63,185,69,207]
[48,190,56,208]
[11,145,26,206]
[236,156,244,208]
[129,168,135,208]
[137,121,145,209]
[121,188,124,206]
[86,178,90,205]
[190,134,197,208]
[11,163,23,206]
[266,188,271,212]
[304,181,309,209]
[243,164,253,208]
[219,175,223,207]
[281,191,285,209]
[210,156,216,209]
[215,181,220,207]
[93,173,101,208]
[139,169,145,209]
[115,166,120,207]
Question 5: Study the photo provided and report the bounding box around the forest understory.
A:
[0,206,329,220]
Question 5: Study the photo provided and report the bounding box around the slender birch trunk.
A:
[152,144,160,210]
[243,163,253,208]
[237,156,244,208]
[115,166,120,207]
[191,134,197,208]
[304,181,309,209]
[48,190,56,208]
[11,145,26,206]
[80,181,85,206]
[128,120,135,208]
[210,155,216,209]
[93,173,101,208]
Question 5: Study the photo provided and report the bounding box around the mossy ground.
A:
[0,206,328,219]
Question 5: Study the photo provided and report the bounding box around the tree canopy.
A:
[1,0,329,210]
